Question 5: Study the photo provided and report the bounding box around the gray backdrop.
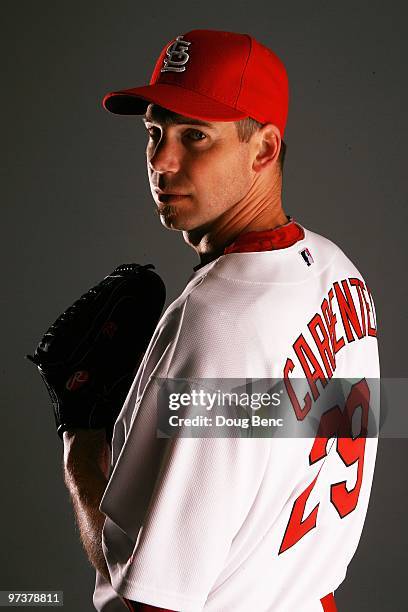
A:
[2,1,407,610]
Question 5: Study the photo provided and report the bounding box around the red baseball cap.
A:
[103,29,289,138]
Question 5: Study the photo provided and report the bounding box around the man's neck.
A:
[185,205,289,267]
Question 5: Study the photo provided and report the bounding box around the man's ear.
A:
[252,124,281,173]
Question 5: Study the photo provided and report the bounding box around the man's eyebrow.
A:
[142,114,214,128]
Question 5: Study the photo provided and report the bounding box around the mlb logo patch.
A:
[300,248,314,266]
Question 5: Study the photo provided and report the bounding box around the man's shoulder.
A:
[303,226,364,279]
[189,225,361,288]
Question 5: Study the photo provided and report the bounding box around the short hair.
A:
[234,117,286,173]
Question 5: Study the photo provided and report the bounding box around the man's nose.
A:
[148,137,181,174]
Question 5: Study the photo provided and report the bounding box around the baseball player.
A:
[35,30,380,611]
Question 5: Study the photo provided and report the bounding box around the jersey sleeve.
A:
[100,279,272,609]
[108,430,270,610]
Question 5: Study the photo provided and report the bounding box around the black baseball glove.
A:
[26,263,166,442]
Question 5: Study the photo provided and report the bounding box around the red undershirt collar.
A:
[193,217,304,271]
[223,216,304,254]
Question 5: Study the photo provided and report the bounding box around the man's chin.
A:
[159,211,190,231]
[157,206,197,231]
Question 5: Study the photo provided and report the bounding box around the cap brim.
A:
[102,83,248,122]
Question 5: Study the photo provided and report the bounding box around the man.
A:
[63,30,380,611]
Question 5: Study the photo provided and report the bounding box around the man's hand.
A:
[63,428,111,583]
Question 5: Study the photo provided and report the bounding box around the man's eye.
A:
[187,130,207,141]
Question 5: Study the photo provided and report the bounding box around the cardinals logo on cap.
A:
[161,35,191,73]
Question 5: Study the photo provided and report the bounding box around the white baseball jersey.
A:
[93,221,380,612]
